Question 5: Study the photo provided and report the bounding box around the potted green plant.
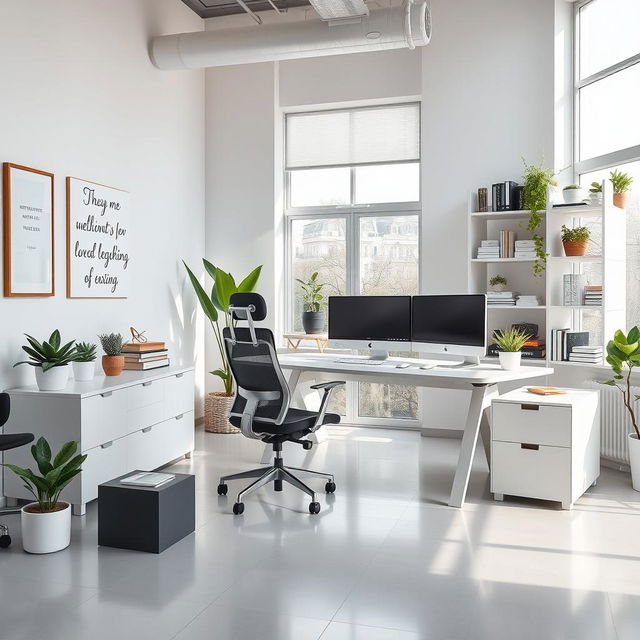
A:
[522,159,557,276]
[610,169,633,209]
[561,225,590,257]
[296,271,327,334]
[489,275,507,293]
[562,184,583,204]
[601,327,640,490]
[14,330,76,391]
[183,260,261,433]
[72,341,97,381]
[2,437,86,553]
[589,181,603,206]
[492,327,531,370]
[98,333,124,376]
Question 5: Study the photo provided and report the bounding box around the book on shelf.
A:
[124,354,168,363]
[122,341,166,352]
[563,274,586,306]
[516,295,541,307]
[487,344,546,359]
[492,181,519,212]
[487,291,517,306]
[499,230,516,258]
[122,349,169,360]
[551,328,590,361]
[123,358,170,371]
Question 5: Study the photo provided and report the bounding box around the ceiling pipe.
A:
[150,0,431,70]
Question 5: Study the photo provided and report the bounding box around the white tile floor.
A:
[1,424,639,640]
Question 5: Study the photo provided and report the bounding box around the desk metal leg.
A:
[448,384,498,508]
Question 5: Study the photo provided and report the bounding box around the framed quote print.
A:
[3,163,55,297]
[66,177,130,298]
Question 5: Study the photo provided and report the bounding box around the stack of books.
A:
[516,295,541,307]
[487,291,518,306]
[569,345,603,364]
[550,329,589,361]
[514,240,536,259]
[499,230,516,258]
[563,274,586,306]
[583,285,603,307]
[487,338,546,360]
[477,240,500,259]
[122,341,169,370]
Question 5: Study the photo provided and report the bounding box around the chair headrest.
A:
[229,293,267,321]
[0,393,10,428]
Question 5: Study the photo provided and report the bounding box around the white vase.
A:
[73,361,95,382]
[628,433,640,492]
[589,192,603,206]
[34,365,69,391]
[491,283,506,292]
[498,351,521,371]
[21,502,71,554]
[563,189,583,204]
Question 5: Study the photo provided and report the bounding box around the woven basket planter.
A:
[204,392,238,434]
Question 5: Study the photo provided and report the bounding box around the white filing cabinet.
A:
[491,387,600,509]
[3,365,195,515]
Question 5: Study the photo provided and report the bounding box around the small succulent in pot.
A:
[561,225,590,257]
[98,333,125,376]
[492,327,531,371]
[610,169,633,209]
[562,184,583,204]
[589,181,603,205]
[489,274,507,292]
[72,341,97,382]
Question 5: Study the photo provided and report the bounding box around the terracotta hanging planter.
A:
[613,192,628,209]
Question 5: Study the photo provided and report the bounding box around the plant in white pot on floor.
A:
[14,330,76,391]
[601,327,640,490]
[72,342,97,381]
[492,327,531,371]
[2,437,87,553]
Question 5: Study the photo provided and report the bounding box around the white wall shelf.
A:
[488,305,546,311]
[471,258,536,263]
[470,210,539,220]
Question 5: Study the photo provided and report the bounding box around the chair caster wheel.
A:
[302,441,313,450]
[217,484,228,496]
[0,535,11,549]
[325,481,336,494]
[233,502,245,515]
[309,501,321,514]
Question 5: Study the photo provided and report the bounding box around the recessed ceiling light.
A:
[366,31,381,39]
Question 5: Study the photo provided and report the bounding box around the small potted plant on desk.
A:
[492,327,531,371]
[561,225,590,257]
[562,184,583,204]
[297,271,327,334]
[2,437,87,553]
[99,333,125,376]
[610,169,633,209]
[72,342,97,381]
[601,327,640,491]
[14,330,76,391]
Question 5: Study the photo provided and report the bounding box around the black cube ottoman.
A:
[98,472,195,553]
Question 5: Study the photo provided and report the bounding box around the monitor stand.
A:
[434,354,481,369]
[367,350,389,361]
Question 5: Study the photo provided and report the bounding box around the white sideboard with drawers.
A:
[3,365,195,515]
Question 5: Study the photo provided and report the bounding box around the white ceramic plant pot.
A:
[72,360,95,382]
[491,284,506,292]
[589,192,603,206]
[21,502,71,554]
[498,351,521,371]
[628,433,640,492]
[34,365,69,391]
[563,189,583,204]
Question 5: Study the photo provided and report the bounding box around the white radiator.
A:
[586,380,640,465]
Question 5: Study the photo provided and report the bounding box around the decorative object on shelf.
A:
[522,159,556,276]
[66,177,130,298]
[561,224,590,256]
[3,163,55,297]
[297,271,327,334]
[609,169,633,209]
[489,275,507,292]
[2,437,86,553]
[492,326,532,370]
[14,330,76,391]
[563,273,586,305]
[72,342,97,382]
[183,259,262,432]
[562,184,583,204]
[477,187,488,212]
[589,181,603,206]
[98,333,125,376]
[121,328,169,370]
[129,326,148,343]
[601,326,640,490]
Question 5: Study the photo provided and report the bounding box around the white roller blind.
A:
[285,103,420,170]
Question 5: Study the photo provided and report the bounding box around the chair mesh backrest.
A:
[223,327,288,420]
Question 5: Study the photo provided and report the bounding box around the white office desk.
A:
[278,353,553,508]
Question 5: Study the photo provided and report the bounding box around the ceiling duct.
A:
[150,0,431,70]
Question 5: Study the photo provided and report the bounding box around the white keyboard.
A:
[334,358,385,366]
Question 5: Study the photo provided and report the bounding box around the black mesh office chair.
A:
[216,293,344,515]
[0,392,35,548]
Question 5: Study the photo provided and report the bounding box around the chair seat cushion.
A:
[229,407,340,435]
[0,433,35,452]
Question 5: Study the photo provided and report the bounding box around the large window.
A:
[285,103,421,425]
[575,0,640,330]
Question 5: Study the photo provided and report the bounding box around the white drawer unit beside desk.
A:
[491,387,599,509]
[277,353,553,508]
[3,365,195,515]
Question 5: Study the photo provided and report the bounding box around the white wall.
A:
[0,1,206,456]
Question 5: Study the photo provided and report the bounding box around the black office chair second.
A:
[216,293,345,515]
[0,392,35,548]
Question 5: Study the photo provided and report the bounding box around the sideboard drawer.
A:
[81,437,128,503]
[81,389,128,451]
[165,370,194,418]
[492,402,572,448]
[128,377,166,411]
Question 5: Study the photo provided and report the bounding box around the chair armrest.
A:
[311,381,345,432]
[310,381,345,391]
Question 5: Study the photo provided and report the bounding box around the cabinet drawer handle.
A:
[101,441,113,449]
[175,373,184,379]
[101,391,113,398]
[520,404,539,411]
[142,381,153,387]
[142,426,153,433]
[175,413,184,420]
[520,443,539,451]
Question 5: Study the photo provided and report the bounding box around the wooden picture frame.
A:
[3,163,55,297]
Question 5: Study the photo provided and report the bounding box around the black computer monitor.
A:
[411,294,487,364]
[328,296,412,358]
